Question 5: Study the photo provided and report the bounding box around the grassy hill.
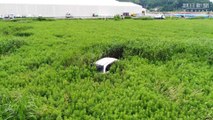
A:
[0,18,212,119]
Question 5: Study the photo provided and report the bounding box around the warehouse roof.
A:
[0,0,142,7]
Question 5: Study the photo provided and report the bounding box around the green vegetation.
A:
[0,19,212,119]
[114,15,122,21]
[119,0,212,11]
[133,17,154,20]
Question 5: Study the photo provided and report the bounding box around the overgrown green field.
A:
[0,19,212,119]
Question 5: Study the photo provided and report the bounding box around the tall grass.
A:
[0,19,212,119]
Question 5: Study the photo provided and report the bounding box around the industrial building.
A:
[0,0,146,18]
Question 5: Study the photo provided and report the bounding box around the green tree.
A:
[119,0,211,11]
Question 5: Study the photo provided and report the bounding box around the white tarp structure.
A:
[0,0,146,18]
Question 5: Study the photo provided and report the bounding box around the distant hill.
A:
[118,0,212,11]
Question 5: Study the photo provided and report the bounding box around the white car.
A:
[3,14,15,19]
[154,14,165,19]
[95,57,118,73]
[65,13,73,18]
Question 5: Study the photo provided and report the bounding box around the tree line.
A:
[119,0,213,11]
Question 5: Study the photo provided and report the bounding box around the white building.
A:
[0,0,146,18]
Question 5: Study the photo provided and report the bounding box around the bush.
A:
[208,54,213,65]
[33,17,55,21]
[0,39,26,55]
[114,15,121,21]
[1,26,33,36]
[124,16,132,19]
[14,32,33,37]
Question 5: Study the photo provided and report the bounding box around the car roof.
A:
[95,57,118,66]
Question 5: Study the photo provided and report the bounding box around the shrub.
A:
[102,44,125,59]
[0,39,26,55]
[33,17,55,21]
[208,54,213,65]
[1,26,33,36]
[14,32,33,37]
[124,16,132,19]
[114,15,121,21]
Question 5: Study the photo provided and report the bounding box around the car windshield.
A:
[96,65,104,72]
[106,64,112,72]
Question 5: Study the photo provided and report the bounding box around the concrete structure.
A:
[0,0,146,18]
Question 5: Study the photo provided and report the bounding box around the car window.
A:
[106,64,112,72]
[96,65,104,72]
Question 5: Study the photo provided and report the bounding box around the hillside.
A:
[119,0,211,11]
